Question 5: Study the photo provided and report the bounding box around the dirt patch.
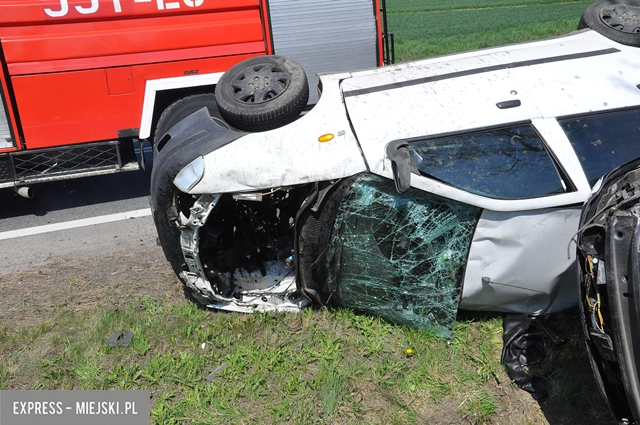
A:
[0,245,178,328]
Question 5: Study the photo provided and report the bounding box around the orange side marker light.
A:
[318,134,334,143]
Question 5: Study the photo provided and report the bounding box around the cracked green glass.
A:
[327,174,481,338]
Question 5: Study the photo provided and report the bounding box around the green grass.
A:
[388,0,591,13]
[388,0,596,61]
[0,293,615,424]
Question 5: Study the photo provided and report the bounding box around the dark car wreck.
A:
[578,157,640,424]
[150,0,640,421]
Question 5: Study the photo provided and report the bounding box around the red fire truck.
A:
[0,0,392,197]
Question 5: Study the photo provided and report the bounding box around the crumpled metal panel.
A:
[325,174,480,338]
[189,74,367,195]
[460,207,581,314]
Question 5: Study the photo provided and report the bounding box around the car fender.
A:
[139,72,225,140]
[187,73,368,194]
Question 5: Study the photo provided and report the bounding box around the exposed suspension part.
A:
[178,188,310,313]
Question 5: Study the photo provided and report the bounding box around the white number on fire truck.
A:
[43,0,202,18]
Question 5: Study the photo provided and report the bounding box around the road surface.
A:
[0,157,161,276]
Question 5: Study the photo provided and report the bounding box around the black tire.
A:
[154,174,193,276]
[153,139,227,304]
[154,93,228,153]
[150,105,244,305]
[578,0,640,47]
[214,55,309,132]
[296,177,358,305]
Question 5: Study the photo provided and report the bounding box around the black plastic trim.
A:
[607,215,640,422]
[149,107,247,216]
[496,99,521,109]
[385,140,411,193]
[117,128,140,138]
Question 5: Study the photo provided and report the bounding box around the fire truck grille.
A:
[12,142,122,181]
[0,154,13,183]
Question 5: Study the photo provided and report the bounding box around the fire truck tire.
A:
[154,94,229,152]
[578,0,640,47]
[215,55,309,132]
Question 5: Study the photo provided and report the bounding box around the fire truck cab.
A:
[0,0,390,195]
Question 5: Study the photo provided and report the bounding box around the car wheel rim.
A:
[600,4,640,34]
[230,64,290,104]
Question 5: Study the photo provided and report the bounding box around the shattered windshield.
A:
[325,175,481,338]
[407,124,567,199]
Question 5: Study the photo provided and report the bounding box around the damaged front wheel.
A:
[149,107,311,311]
[155,186,313,311]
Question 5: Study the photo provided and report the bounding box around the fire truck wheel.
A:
[154,94,229,152]
[215,55,309,132]
[578,0,640,47]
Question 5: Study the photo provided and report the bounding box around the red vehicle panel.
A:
[3,10,264,73]
[0,0,260,24]
[0,0,391,191]
[12,54,259,148]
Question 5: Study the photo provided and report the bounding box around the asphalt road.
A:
[0,154,161,276]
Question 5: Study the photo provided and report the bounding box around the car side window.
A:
[407,124,567,199]
[558,108,640,187]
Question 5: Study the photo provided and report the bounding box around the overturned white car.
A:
[150,0,640,416]
[151,1,640,334]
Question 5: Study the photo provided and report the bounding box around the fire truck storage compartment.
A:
[0,0,265,149]
[269,0,380,104]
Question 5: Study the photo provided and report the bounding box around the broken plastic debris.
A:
[105,331,133,347]
[205,363,229,381]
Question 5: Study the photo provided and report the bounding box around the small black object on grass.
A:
[106,331,134,347]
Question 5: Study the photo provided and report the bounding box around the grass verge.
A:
[0,277,615,424]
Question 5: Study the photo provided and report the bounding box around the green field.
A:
[388,0,596,60]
